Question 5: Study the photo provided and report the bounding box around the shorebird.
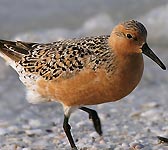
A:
[0,20,166,149]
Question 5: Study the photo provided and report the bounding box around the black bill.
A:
[142,43,166,70]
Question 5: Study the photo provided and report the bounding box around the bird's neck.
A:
[111,53,144,99]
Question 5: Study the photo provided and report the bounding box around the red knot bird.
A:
[0,20,166,149]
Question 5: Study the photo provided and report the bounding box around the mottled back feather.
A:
[0,35,116,80]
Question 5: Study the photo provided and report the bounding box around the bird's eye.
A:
[126,34,133,39]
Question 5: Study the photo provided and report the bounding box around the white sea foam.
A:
[77,13,114,36]
[13,28,73,43]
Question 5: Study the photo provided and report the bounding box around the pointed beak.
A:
[142,43,166,70]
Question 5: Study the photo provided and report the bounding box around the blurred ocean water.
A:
[0,0,167,46]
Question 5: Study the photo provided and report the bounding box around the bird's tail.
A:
[0,40,34,62]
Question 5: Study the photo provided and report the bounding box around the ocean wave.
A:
[140,3,168,46]
[13,28,73,43]
[13,6,168,47]
[13,13,114,42]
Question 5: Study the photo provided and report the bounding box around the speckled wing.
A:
[19,35,116,80]
[1,35,115,80]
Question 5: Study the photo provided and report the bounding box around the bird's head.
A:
[109,20,166,70]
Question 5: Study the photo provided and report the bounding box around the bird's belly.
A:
[35,67,143,106]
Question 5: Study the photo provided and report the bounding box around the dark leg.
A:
[80,107,102,136]
[63,115,77,149]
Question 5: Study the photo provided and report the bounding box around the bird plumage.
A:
[0,20,166,149]
[0,35,117,80]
